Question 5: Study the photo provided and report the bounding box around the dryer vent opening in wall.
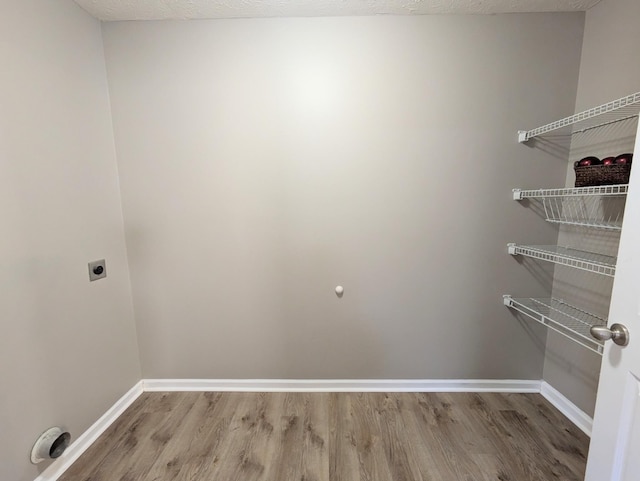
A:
[30,427,71,464]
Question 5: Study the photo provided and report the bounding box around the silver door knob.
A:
[590,323,630,347]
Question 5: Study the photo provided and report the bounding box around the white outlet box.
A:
[88,259,106,281]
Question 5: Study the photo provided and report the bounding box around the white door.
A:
[585,120,640,481]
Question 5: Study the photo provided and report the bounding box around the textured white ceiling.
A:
[74,0,601,21]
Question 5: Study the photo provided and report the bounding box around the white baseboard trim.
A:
[142,378,542,393]
[34,378,591,481]
[540,381,593,437]
[33,381,144,481]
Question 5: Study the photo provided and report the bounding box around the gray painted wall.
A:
[544,0,640,416]
[0,2,141,480]
[574,0,640,110]
[102,13,584,380]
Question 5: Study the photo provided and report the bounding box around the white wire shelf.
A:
[508,244,616,277]
[518,91,640,142]
[513,185,627,230]
[513,185,629,200]
[503,296,606,355]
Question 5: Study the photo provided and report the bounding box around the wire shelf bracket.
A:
[518,91,640,143]
[503,296,606,355]
[507,243,616,277]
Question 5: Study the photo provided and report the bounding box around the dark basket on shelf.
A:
[574,162,632,187]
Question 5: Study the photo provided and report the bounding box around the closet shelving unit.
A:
[503,297,606,354]
[507,244,616,277]
[517,92,640,143]
[505,91,640,354]
[512,185,627,230]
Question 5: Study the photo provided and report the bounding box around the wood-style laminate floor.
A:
[60,392,589,481]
